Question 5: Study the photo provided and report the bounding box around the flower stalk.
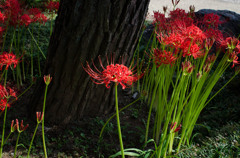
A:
[0,99,9,158]
[41,75,52,158]
[115,83,125,158]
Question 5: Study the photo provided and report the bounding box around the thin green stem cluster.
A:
[141,40,237,157]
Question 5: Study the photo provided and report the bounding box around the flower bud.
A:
[36,112,44,123]
[163,6,168,14]
[182,61,194,75]
[11,120,17,133]
[189,5,195,13]
[15,119,29,133]
[170,122,182,133]
[44,74,52,85]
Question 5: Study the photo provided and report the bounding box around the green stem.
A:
[3,132,13,146]
[27,123,39,158]
[37,24,41,77]
[145,68,161,144]
[1,18,9,53]
[4,70,8,87]
[14,132,20,158]
[50,13,53,36]
[30,27,34,84]
[42,85,48,158]
[0,99,9,158]
[115,83,125,158]
[27,28,46,59]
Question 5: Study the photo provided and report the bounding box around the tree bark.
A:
[29,0,150,124]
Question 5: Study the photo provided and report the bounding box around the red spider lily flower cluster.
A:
[219,37,240,67]
[46,1,60,13]
[0,84,17,111]
[220,37,240,51]
[0,52,19,70]
[27,8,47,25]
[20,14,32,27]
[0,0,48,28]
[152,49,177,67]
[0,11,5,34]
[228,51,240,68]
[0,12,6,22]
[82,55,143,89]
[152,5,240,68]
[202,13,224,28]
[1,0,22,27]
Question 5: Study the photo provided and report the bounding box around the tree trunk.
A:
[29,0,150,124]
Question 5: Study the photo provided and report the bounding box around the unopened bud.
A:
[182,61,194,75]
[36,112,44,123]
[163,6,168,13]
[44,74,52,85]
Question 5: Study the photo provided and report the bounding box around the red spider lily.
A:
[202,13,223,28]
[0,84,17,99]
[180,39,202,58]
[182,61,194,75]
[28,8,47,24]
[82,55,143,89]
[204,28,223,42]
[36,112,44,123]
[153,12,167,32]
[20,14,32,27]
[181,25,206,43]
[28,8,42,16]
[46,1,60,13]
[0,52,19,70]
[235,44,240,52]
[0,12,6,22]
[153,9,194,34]
[228,51,240,68]
[0,85,17,111]
[169,8,189,21]
[161,32,184,49]
[34,13,48,24]
[44,74,52,85]
[152,49,177,67]
[0,99,10,111]
[220,37,240,51]
[2,0,22,27]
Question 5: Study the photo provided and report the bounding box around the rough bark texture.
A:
[30,0,150,124]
